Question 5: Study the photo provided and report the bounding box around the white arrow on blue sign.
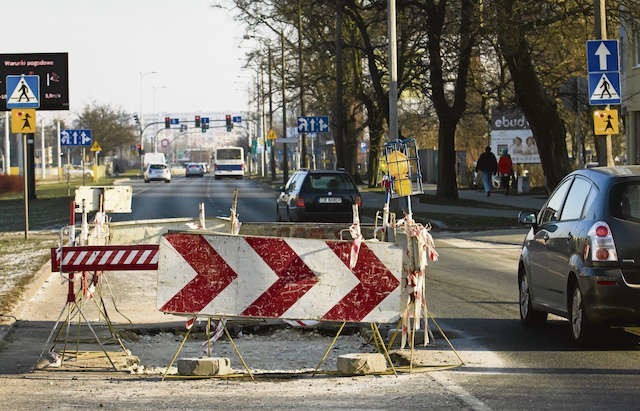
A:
[297,115,330,133]
[586,40,619,72]
[61,129,93,146]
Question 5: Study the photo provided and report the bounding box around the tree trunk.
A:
[436,117,459,198]
[496,0,572,192]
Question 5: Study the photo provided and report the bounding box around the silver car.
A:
[144,163,171,183]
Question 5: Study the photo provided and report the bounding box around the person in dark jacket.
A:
[475,146,498,196]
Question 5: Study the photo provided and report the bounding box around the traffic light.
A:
[225,114,233,132]
[164,117,170,129]
[133,113,140,125]
[202,123,207,133]
[195,115,201,128]
[136,144,142,155]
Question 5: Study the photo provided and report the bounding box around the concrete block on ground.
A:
[177,357,232,376]
[337,353,387,375]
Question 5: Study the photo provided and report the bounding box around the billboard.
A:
[0,53,69,111]
[490,107,540,164]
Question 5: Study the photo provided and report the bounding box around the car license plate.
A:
[319,197,342,204]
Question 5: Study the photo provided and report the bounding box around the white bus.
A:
[213,147,245,179]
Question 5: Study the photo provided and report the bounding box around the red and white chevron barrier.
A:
[51,245,160,272]
[157,232,403,323]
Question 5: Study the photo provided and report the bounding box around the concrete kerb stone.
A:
[177,357,233,376]
[337,353,387,375]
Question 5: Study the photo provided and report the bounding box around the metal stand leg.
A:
[312,321,346,377]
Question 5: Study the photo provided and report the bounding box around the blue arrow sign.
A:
[201,117,210,124]
[6,75,40,109]
[232,116,242,123]
[317,116,329,133]
[170,118,180,125]
[61,129,92,146]
[297,115,330,133]
[587,40,619,73]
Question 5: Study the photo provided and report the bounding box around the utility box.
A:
[517,175,530,193]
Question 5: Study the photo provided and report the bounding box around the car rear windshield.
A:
[304,174,356,191]
[611,182,640,223]
[150,164,167,170]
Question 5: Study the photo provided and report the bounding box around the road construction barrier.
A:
[157,231,405,323]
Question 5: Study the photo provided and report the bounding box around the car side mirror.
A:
[518,210,537,225]
[279,186,285,192]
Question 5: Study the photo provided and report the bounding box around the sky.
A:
[1,0,253,120]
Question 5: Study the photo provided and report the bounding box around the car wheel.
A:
[519,271,547,326]
[165,179,170,183]
[569,283,597,344]
[144,179,149,183]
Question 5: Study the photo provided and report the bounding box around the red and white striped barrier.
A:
[157,233,403,323]
[51,245,160,272]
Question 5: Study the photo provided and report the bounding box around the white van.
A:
[213,147,244,179]
[143,152,167,168]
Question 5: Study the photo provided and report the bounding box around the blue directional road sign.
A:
[201,117,210,125]
[170,118,180,125]
[297,115,330,133]
[587,40,619,72]
[6,75,40,109]
[232,116,242,123]
[586,39,621,105]
[60,129,92,146]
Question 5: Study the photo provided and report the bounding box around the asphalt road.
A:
[109,173,277,223]
[1,178,640,408]
[430,230,640,409]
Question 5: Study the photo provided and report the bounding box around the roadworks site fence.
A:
[37,205,463,380]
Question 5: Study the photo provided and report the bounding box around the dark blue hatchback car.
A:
[518,166,640,344]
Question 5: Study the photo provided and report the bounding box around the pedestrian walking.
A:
[475,146,498,196]
[497,149,514,195]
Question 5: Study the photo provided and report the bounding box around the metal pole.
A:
[269,46,276,180]
[298,0,307,169]
[57,121,61,180]
[599,0,614,167]
[258,70,265,177]
[387,0,399,141]
[22,133,29,240]
[281,31,289,184]
[41,117,46,179]
[4,113,9,175]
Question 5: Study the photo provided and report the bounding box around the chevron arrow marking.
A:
[160,233,237,314]
[323,241,400,322]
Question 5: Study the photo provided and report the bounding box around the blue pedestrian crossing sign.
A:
[6,75,40,109]
[589,72,621,105]
[586,40,621,105]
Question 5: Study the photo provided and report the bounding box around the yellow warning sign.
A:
[267,128,277,140]
[90,140,102,152]
[593,108,619,135]
[10,109,36,134]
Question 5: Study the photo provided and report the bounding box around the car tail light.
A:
[587,221,618,262]
[355,196,362,207]
[296,197,305,208]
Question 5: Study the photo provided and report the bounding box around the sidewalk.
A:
[360,184,547,219]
